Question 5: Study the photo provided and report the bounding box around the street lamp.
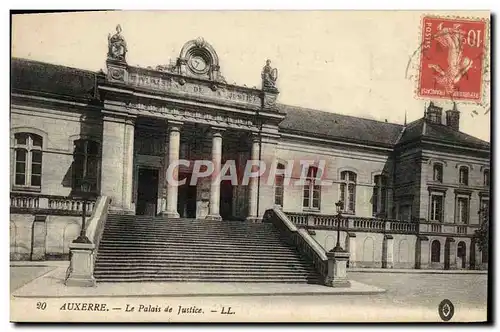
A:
[72,179,94,244]
[333,200,345,252]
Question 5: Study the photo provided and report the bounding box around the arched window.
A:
[484,169,490,187]
[372,175,387,216]
[459,166,469,186]
[303,166,320,210]
[72,139,100,192]
[340,171,357,213]
[13,133,43,188]
[431,240,441,263]
[274,163,285,207]
[433,163,443,183]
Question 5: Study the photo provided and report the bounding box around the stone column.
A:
[382,234,394,268]
[101,111,135,214]
[122,117,135,212]
[31,215,47,261]
[446,238,457,270]
[206,128,223,220]
[246,135,260,222]
[162,122,182,218]
[415,236,429,269]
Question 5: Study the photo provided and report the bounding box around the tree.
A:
[475,206,489,253]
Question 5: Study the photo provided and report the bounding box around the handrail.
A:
[85,196,111,250]
[264,208,328,281]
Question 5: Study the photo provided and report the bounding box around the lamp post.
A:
[333,200,345,252]
[73,179,94,244]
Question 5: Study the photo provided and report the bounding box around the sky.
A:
[11,10,491,141]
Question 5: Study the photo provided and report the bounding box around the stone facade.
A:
[9,34,490,269]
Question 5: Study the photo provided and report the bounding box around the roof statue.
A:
[261,59,278,90]
[107,24,127,62]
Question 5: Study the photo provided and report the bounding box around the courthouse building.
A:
[10,27,490,273]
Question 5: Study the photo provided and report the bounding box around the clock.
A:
[188,55,208,74]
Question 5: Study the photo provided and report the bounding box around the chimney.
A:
[425,101,443,124]
[445,102,460,131]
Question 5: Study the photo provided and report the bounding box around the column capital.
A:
[167,120,183,132]
[250,133,261,143]
[210,126,226,136]
[102,110,136,124]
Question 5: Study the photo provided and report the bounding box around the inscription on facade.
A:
[128,72,261,107]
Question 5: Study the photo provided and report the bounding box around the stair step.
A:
[98,240,290,249]
[95,277,320,283]
[100,234,283,243]
[95,254,309,262]
[94,266,315,273]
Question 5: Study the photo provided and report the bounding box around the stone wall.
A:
[10,214,82,261]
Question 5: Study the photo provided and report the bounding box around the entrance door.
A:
[220,180,233,220]
[178,173,197,218]
[136,168,159,216]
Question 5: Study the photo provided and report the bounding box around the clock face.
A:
[189,56,208,72]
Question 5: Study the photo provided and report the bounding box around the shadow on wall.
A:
[62,114,104,195]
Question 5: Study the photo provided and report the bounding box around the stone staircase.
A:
[93,214,322,283]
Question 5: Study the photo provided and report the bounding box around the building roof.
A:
[11,58,99,101]
[10,57,490,151]
[398,118,490,150]
[277,104,404,147]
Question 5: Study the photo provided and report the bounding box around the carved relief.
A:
[131,103,256,129]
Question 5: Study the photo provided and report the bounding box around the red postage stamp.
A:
[418,16,487,102]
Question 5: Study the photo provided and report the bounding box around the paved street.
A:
[10,266,488,322]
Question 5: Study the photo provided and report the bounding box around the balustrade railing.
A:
[10,192,96,216]
[283,211,476,236]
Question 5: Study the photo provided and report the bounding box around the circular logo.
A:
[438,299,455,321]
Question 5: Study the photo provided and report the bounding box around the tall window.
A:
[340,171,356,213]
[459,166,469,186]
[274,163,285,207]
[303,166,320,210]
[372,175,387,216]
[13,133,43,188]
[433,164,443,182]
[72,139,100,192]
[456,197,469,224]
[399,204,411,221]
[484,169,490,187]
[431,240,441,262]
[430,194,444,222]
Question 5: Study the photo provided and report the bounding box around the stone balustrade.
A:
[10,192,96,216]
[284,211,477,236]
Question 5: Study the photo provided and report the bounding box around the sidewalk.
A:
[12,267,386,298]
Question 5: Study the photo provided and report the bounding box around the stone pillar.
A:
[31,215,47,261]
[65,242,96,287]
[246,135,260,222]
[348,233,357,267]
[101,111,136,214]
[206,128,223,220]
[162,122,182,219]
[122,117,135,212]
[382,234,394,268]
[446,238,457,270]
[415,236,429,269]
[325,249,351,287]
